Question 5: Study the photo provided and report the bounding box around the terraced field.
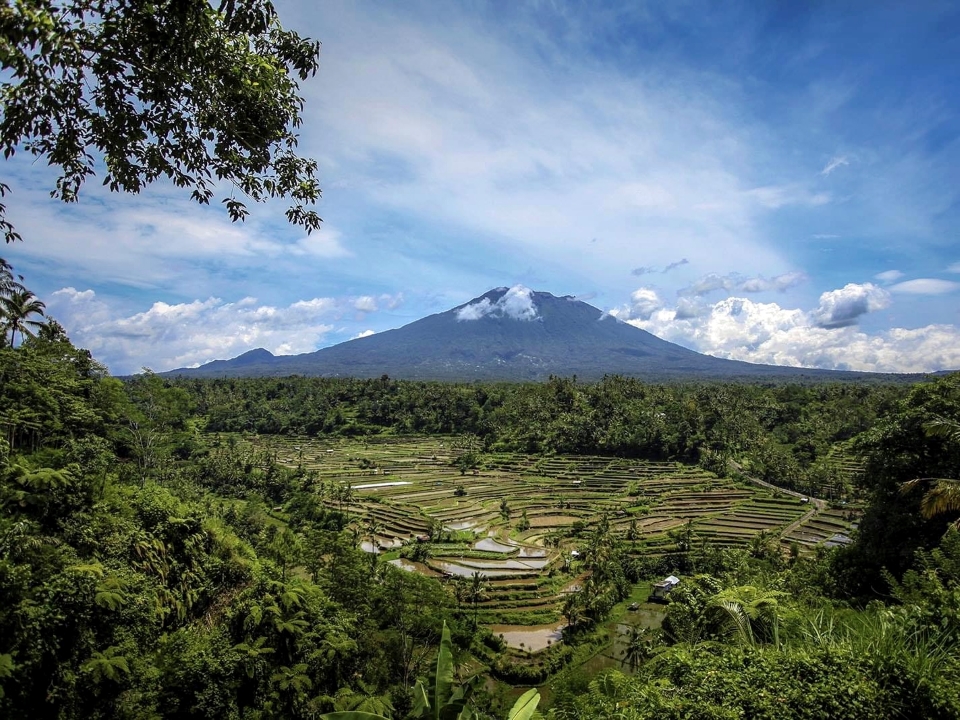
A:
[246,435,855,631]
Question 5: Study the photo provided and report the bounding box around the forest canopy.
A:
[0,0,322,243]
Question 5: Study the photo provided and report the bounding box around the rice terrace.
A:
[244,434,860,641]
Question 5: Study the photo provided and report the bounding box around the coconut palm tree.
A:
[468,571,488,627]
[901,417,960,528]
[0,258,23,296]
[621,625,650,672]
[0,288,45,346]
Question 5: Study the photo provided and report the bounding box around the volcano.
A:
[166,287,895,381]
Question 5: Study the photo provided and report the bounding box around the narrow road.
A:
[728,460,825,540]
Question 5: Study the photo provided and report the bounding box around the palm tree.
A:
[901,418,960,528]
[452,576,468,613]
[468,571,488,627]
[621,625,649,672]
[562,591,586,631]
[1,289,45,346]
[0,258,23,296]
[365,518,384,568]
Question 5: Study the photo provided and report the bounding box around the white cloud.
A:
[45,288,385,374]
[456,285,539,321]
[301,3,820,288]
[874,269,904,282]
[810,283,890,328]
[354,295,379,312]
[890,279,960,295]
[821,155,850,176]
[948,262,960,273]
[608,287,663,321]
[455,298,493,321]
[353,329,376,339]
[626,293,960,373]
[380,293,405,310]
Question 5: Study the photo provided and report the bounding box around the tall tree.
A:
[468,571,488,627]
[1,0,322,243]
[0,289,45,346]
[0,258,23,295]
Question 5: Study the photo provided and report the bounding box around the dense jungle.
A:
[2,264,960,720]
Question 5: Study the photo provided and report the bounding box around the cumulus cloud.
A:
[354,296,379,312]
[890,279,960,295]
[45,288,390,374]
[674,297,703,320]
[625,293,960,373]
[456,285,540,321]
[874,270,904,282]
[608,288,663,321]
[680,271,807,296]
[353,329,376,339]
[821,155,850,176]
[810,283,890,328]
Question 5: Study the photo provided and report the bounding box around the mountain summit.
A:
[167,287,876,381]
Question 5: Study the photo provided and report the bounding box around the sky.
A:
[3,0,960,375]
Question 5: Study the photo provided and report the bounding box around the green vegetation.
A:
[0,0,322,242]
[1,259,959,718]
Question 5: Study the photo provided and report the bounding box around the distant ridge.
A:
[164,288,926,382]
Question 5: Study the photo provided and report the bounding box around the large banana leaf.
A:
[506,689,541,720]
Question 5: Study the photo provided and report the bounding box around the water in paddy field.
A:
[457,557,551,570]
[517,547,547,558]
[444,520,480,531]
[352,480,412,489]
[434,562,530,578]
[488,622,566,651]
[474,538,514,553]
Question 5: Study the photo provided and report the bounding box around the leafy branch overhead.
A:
[0,0,323,242]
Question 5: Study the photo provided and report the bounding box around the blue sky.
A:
[3,0,960,374]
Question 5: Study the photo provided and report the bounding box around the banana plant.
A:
[321,622,541,720]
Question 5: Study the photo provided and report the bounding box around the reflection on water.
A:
[517,547,547,558]
[458,557,550,570]
[434,562,533,578]
[353,481,412,489]
[444,520,480,531]
[474,538,514,553]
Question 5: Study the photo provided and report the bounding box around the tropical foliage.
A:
[1,260,959,718]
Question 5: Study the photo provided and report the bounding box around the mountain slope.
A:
[165,288,907,381]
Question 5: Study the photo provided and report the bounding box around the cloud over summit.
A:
[456,285,540,321]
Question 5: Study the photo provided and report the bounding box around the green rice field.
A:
[247,434,857,629]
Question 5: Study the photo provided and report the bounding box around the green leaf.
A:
[432,620,455,719]
[507,689,541,720]
[320,713,391,720]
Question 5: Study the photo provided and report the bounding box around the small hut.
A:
[651,575,680,600]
